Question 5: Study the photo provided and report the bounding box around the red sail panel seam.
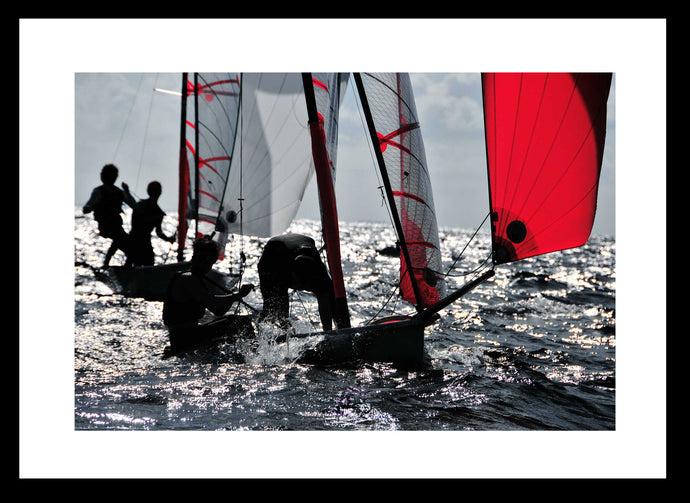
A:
[524,179,600,254]
[198,189,219,202]
[198,156,231,176]
[502,74,549,240]
[513,75,579,227]
[197,159,218,176]
[406,240,436,248]
[195,78,240,93]
[185,140,195,155]
[203,156,231,163]
[378,123,420,154]
[522,81,608,227]
[392,190,427,207]
[312,78,328,92]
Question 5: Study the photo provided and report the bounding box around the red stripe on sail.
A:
[312,78,328,92]
[198,155,231,176]
[392,190,427,206]
[377,123,419,154]
[406,240,436,249]
[192,77,241,101]
[198,190,219,202]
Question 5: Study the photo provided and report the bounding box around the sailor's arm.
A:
[190,278,253,317]
[121,183,137,209]
[155,224,176,243]
[82,188,101,213]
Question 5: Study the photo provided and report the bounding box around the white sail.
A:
[218,73,316,238]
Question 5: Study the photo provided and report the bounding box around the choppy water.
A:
[74,209,615,433]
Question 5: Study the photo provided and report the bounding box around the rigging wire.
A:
[133,74,159,197]
[111,74,145,164]
[438,211,494,278]
[365,279,403,325]
[350,78,400,247]
[237,73,246,286]
[292,290,316,330]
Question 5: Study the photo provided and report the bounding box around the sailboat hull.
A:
[298,316,429,367]
[159,314,430,366]
[107,262,238,301]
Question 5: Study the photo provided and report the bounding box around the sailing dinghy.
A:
[106,74,242,300]
[293,72,612,367]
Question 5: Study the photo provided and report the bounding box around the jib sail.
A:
[355,73,443,309]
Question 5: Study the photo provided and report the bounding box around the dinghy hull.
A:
[108,262,238,301]
[298,316,430,367]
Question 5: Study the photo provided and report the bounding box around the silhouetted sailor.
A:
[163,236,253,352]
[82,164,136,268]
[125,181,175,267]
[258,233,338,332]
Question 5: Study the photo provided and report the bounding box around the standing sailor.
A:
[125,181,176,267]
[82,164,136,268]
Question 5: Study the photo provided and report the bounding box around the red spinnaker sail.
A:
[482,73,612,264]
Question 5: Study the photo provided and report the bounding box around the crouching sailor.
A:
[163,236,254,353]
[258,233,341,332]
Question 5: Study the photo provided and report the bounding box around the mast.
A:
[193,72,200,238]
[353,73,424,311]
[301,73,350,328]
[177,72,189,262]
[480,73,499,267]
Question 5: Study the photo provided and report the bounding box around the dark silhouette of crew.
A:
[82,164,136,268]
[163,236,254,352]
[125,181,175,267]
[257,233,338,332]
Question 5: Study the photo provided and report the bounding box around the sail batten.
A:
[482,72,611,265]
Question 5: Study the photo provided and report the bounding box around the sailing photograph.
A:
[20,19,666,479]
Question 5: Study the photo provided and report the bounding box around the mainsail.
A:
[354,73,443,309]
[482,72,612,265]
[185,73,241,258]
